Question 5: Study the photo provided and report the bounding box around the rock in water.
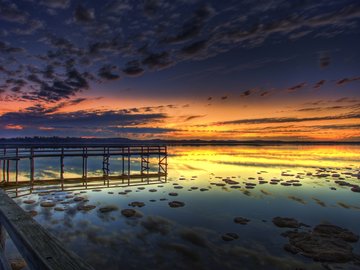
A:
[313,224,359,242]
[77,205,96,211]
[40,201,56,208]
[128,201,145,207]
[222,232,239,241]
[99,205,118,213]
[282,224,359,263]
[234,217,250,225]
[272,217,300,228]
[168,201,185,208]
[121,209,136,217]
[23,200,35,204]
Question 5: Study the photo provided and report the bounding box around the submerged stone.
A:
[222,232,239,241]
[23,200,35,204]
[223,179,239,185]
[259,180,268,184]
[121,208,136,217]
[234,217,250,225]
[128,201,145,207]
[77,205,96,211]
[168,201,185,208]
[272,217,300,228]
[99,205,118,213]
[169,192,178,196]
[292,183,302,187]
[283,224,359,263]
[313,224,359,242]
[40,201,56,208]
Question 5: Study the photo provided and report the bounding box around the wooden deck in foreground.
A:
[0,189,94,270]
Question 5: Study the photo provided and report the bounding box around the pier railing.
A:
[0,145,168,185]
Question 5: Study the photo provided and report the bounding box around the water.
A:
[6,145,360,269]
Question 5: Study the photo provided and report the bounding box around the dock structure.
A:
[0,145,168,188]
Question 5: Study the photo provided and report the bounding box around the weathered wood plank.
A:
[0,190,94,270]
[0,224,12,270]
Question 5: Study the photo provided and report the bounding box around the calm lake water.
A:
[6,145,360,269]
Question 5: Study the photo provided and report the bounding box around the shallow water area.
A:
[6,145,360,270]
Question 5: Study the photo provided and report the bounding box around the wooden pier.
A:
[0,145,168,187]
[0,144,168,269]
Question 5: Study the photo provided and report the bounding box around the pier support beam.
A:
[29,148,34,184]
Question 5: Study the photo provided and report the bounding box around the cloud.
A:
[20,68,90,102]
[25,98,88,114]
[180,39,208,56]
[162,4,214,44]
[105,0,131,14]
[313,80,325,89]
[215,112,360,125]
[122,61,144,77]
[74,4,95,23]
[0,41,24,53]
[143,0,160,18]
[183,115,205,122]
[0,108,169,137]
[318,52,331,68]
[13,19,44,35]
[39,0,70,9]
[98,65,120,80]
[287,82,306,92]
[336,76,360,86]
[142,52,173,70]
[241,90,253,97]
[315,124,360,130]
[260,91,270,97]
[0,1,27,23]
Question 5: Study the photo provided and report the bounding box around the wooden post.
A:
[15,148,18,184]
[122,148,125,175]
[140,146,143,176]
[102,147,109,185]
[82,147,88,186]
[127,147,130,185]
[60,148,64,188]
[127,147,130,176]
[158,146,161,174]
[6,160,9,183]
[30,148,34,184]
[2,148,6,182]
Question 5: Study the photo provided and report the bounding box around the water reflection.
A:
[5,145,360,269]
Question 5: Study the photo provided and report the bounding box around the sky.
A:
[0,0,360,141]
